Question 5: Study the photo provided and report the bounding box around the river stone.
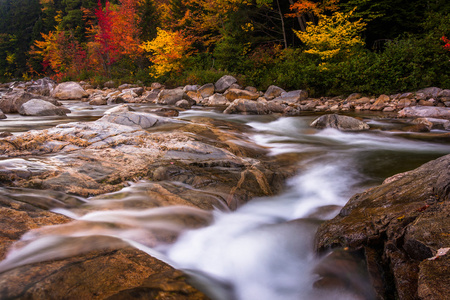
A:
[25,78,56,96]
[264,85,285,100]
[417,87,442,99]
[99,111,160,129]
[215,75,237,93]
[51,82,88,100]
[176,99,191,109]
[310,114,370,131]
[315,154,450,299]
[224,88,259,101]
[104,104,135,115]
[0,90,35,113]
[223,99,269,115]
[0,109,5,119]
[273,90,308,103]
[19,99,71,116]
[157,87,185,105]
[398,106,450,119]
[207,94,229,106]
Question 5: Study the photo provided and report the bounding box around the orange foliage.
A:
[286,0,339,18]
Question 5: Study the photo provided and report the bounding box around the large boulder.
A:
[215,75,237,93]
[315,154,450,299]
[310,114,370,131]
[157,88,188,105]
[19,99,71,116]
[51,82,89,100]
[223,99,269,115]
[99,111,164,129]
[25,78,56,96]
[264,85,286,100]
[272,90,308,103]
[224,88,259,101]
[198,83,215,98]
[398,106,450,119]
[0,90,34,113]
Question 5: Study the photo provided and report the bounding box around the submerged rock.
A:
[310,114,370,131]
[315,154,450,299]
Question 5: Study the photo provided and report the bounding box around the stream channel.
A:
[1,101,450,299]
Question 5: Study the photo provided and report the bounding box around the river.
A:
[1,103,449,299]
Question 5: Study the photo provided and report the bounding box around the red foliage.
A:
[442,36,450,51]
[95,0,120,65]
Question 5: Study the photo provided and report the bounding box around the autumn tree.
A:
[294,9,366,60]
[140,28,193,77]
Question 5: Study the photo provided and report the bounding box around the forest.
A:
[0,0,449,96]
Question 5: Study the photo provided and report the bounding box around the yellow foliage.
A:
[140,28,192,77]
[295,9,366,60]
[6,53,15,64]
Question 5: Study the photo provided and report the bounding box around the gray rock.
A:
[175,99,191,109]
[99,112,159,129]
[104,104,135,115]
[0,109,6,119]
[51,82,88,100]
[207,94,229,106]
[398,106,450,119]
[0,90,34,113]
[417,87,442,99]
[25,78,56,96]
[273,90,308,103]
[157,88,184,105]
[310,114,369,131]
[264,85,286,100]
[183,85,199,92]
[346,93,362,101]
[215,75,237,93]
[19,99,70,116]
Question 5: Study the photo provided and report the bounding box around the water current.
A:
[1,103,450,299]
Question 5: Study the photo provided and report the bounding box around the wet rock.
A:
[207,94,229,106]
[0,131,12,137]
[223,99,269,115]
[89,97,107,105]
[175,99,191,109]
[418,253,450,300]
[315,154,450,299]
[198,83,215,98]
[273,90,308,103]
[215,75,237,93]
[417,87,442,99]
[0,109,5,119]
[99,111,161,129]
[398,106,450,119]
[25,78,56,96]
[310,114,370,131]
[141,90,159,103]
[51,82,88,100]
[19,99,71,116]
[184,85,200,92]
[224,88,259,101]
[0,90,35,113]
[157,87,184,105]
[107,95,125,105]
[346,93,362,102]
[264,85,286,100]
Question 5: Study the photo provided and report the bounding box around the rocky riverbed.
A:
[0,76,449,299]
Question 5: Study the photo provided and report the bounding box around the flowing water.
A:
[1,104,450,299]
